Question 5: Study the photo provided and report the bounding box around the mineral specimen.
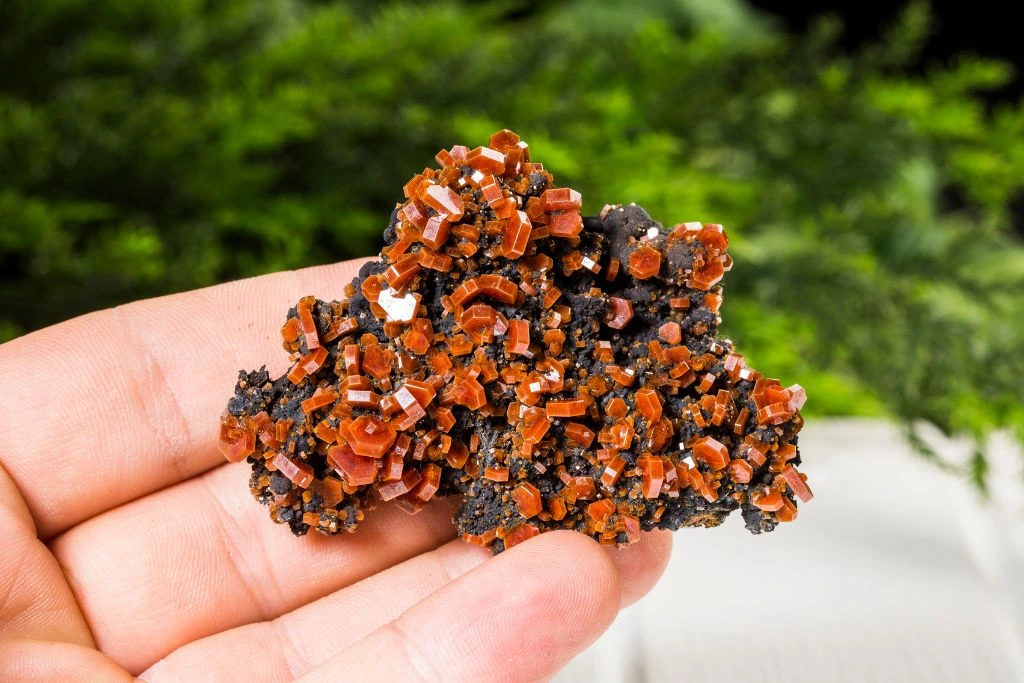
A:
[219,130,811,552]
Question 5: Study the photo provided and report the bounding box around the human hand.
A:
[0,259,672,681]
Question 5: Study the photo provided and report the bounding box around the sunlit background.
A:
[2,1,1023,678]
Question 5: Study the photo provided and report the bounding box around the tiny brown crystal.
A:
[221,130,810,550]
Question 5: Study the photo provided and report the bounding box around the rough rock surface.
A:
[218,130,811,553]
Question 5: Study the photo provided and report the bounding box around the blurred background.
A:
[1,0,1022,490]
[2,0,1023,679]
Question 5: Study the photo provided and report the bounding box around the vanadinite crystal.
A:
[220,130,811,552]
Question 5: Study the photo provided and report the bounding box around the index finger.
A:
[0,258,371,538]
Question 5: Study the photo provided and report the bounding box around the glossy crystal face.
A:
[220,130,810,552]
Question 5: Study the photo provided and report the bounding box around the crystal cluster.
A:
[219,130,811,552]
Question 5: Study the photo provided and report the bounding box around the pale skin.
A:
[0,258,672,682]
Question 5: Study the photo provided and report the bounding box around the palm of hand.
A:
[0,259,671,682]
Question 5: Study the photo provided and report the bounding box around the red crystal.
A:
[780,464,813,502]
[548,210,583,238]
[420,183,465,219]
[503,523,540,548]
[505,318,531,356]
[637,454,665,499]
[545,398,586,418]
[218,416,255,463]
[379,469,423,502]
[466,146,506,175]
[512,483,543,519]
[692,436,729,471]
[327,444,379,487]
[297,297,320,350]
[347,415,397,458]
[629,245,661,280]
[635,388,662,423]
[421,214,450,250]
[502,210,531,259]
[605,297,633,329]
[272,452,314,489]
[540,187,582,212]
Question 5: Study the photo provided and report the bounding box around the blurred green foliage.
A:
[1,0,1022,485]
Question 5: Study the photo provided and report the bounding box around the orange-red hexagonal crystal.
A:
[605,297,633,329]
[272,452,314,489]
[634,388,662,423]
[219,416,255,463]
[503,523,540,548]
[502,210,531,259]
[512,482,543,519]
[629,245,661,280]
[637,454,665,499]
[587,498,616,523]
[505,319,530,356]
[420,183,464,219]
[692,436,729,471]
[327,444,379,487]
[540,187,582,212]
[346,415,397,458]
[780,464,813,502]
[688,258,724,291]
[548,209,583,238]
[545,398,586,418]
